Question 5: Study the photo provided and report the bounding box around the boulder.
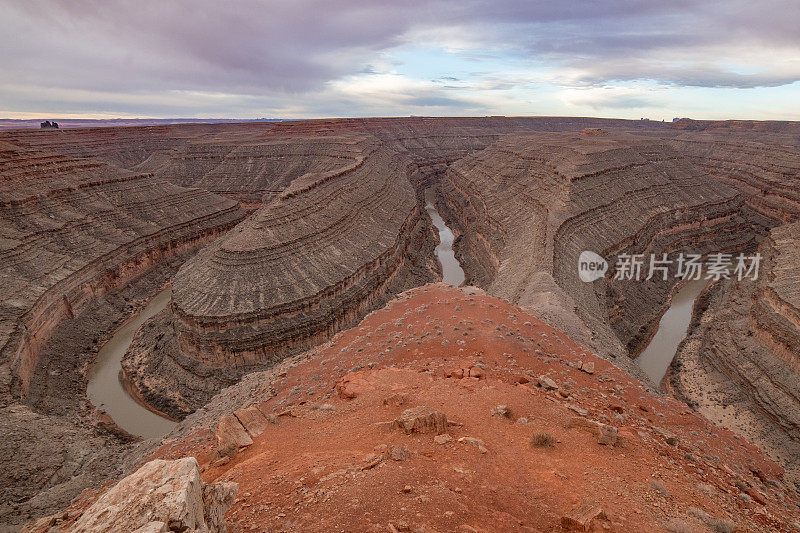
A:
[71,457,237,533]
[395,406,448,434]
[234,406,269,437]
[215,414,253,457]
[538,375,559,391]
[491,404,512,418]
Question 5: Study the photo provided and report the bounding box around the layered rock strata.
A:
[670,221,800,483]
[124,135,439,416]
[8,117,800,530]
[0,142,245,401]
[121,308,241,419]
[0,122,275,170]
[436,131,776,363]
[137,134,382,207]
[171,136,437,366]
[663,131,800,221]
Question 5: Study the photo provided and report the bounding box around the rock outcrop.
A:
[69,457,236,533]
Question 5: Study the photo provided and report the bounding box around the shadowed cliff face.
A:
[0,142,245,403]
[653,127,800,482]
[671,221,800,483]
[435,131,778,364]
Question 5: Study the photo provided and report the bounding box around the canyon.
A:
[1,117,800,531]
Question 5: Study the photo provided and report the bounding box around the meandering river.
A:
[87,190,469,439]
[636,279,708,385]
[86,287,177,438]
[90,193,706,437]
[425,189,465,286]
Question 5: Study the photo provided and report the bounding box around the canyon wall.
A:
[657,127,800,481]
[123,133,441,417]
[670,220,800,484]
[437,131,776,364]
[0,141,245,402]
[171,134,437,366]
[120,118,538,417]
[664,131,800,221]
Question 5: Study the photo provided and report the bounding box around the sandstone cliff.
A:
[436,131,776,366]
[0,142,245,403]
[670,221,800,484]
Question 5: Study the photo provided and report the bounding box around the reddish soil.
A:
[150,284,800,532]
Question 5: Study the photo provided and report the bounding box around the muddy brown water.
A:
[86,287,177,438]
[636,279,709,385]
[425,189,465,286]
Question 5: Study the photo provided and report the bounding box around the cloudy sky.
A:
[2,0,799,120]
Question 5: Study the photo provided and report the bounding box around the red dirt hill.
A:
[62,284,800,532]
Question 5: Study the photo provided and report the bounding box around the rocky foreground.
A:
[26,285,800,532]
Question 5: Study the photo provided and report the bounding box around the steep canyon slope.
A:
[436,130,776,363]
[0,138,245,529]
[0,142,244,402]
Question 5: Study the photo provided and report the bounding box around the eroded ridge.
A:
[171,135,437,368]
[0,141,245,401]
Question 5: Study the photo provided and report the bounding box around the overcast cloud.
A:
[1,0,799,120]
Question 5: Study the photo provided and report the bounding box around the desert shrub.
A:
[530,432,556,448]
